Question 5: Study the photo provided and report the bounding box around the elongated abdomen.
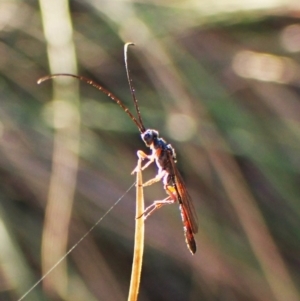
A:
[179,204,197,254]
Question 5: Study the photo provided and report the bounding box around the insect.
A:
[38,43,198,254]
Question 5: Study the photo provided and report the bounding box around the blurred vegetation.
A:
[0,0,300,300]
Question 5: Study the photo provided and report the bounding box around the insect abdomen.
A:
[179,204,197,254]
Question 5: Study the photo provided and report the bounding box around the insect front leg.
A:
[131,150,155,174]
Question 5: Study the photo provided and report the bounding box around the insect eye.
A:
[144,132,151,139]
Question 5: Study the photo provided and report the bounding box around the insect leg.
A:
[137,173,175,218]
[137,196,175,220]
[131,150,155,174]
[143,169,167,187]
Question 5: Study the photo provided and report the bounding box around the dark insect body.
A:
[38,43,198,254]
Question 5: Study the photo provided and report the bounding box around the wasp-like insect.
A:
[38,43,198,254]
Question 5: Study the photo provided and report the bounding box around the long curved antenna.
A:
[124,43,146,133]
[37,73,145,133]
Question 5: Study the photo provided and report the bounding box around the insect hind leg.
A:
[136,196,175,220]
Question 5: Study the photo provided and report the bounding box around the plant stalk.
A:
[127,159,144,301]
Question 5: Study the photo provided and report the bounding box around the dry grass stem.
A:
[127,158,145,301]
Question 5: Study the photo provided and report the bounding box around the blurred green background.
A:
[1,0,300,300]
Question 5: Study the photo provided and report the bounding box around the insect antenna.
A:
[124,43,146,133]
[37,48,146,133]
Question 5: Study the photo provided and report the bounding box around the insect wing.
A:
[169,153,198,234]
